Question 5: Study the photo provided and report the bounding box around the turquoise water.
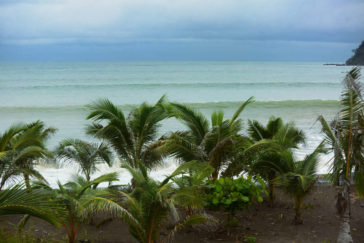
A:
[0,62,349,107]
[0,62,357,183]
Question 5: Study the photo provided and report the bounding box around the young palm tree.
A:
[33,173,121,243]
[0,121,55,191]
[56,139,113,182]
[0,124,24,190]
[248,117,305,149]
[114,161,211,243]
[318,67,364,211]
[171,161,214,216]
[163,97,253,180]
[16,121,56,190]
[246,118,305,205]
[86,96,167,169]
[274,144,324,224]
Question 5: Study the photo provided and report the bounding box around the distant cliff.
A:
[346,41,364,65]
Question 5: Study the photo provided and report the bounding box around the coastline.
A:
[324,63,364,66]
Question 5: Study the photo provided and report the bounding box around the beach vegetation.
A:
[274,144,325,224]
[0,184,60,226]
[56,139,113,182]
[204,176,266,224]
[163,97,253,180]
[113,160,212,243]
[171,161,214,214]
[246,117,305,206]
[0,121,55,191]
[318,67,364,212]
[86,96,167,170]
[32,173,120,243]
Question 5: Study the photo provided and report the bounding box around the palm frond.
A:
[230,96,254,124]
[168,102,209,144]
[56,138,113,180]
[0,184,61,226]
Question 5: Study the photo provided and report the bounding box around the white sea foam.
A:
[36,158,180,187]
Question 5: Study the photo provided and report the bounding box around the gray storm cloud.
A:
[1,0,363,44]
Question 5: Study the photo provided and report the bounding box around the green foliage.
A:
[32,173,120,243]
[319,67,364,196]
[226,217,239,227]
[56,139,113,181]
[0,121,55,190]
[246,119,305,168]
[0,184,61,226]
[346,40,364,65]
[86,96,167,169]
[229,117,306,206]
[244,235,257,243]
[274,144,324,224]
[163,97,254,180]
[205,176,266,216]
[114,161,212,243]
[171,161,214,209]
[304,203,314,209]
[274,145,323,199]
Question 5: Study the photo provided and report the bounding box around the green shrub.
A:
[245,235,257,243]
[205,176,267,218]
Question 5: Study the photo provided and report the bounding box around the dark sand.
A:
[1,185,363,243]
[351,191,364,243]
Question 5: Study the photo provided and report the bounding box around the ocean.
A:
[0,61,355,185]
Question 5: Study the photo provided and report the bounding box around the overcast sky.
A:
[0,0,363,61]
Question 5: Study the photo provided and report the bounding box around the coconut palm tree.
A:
[163,97,253,180]
[318,67,364,212]
[33,172,121,243]
[15,121,56,190]
[0,121,55,191]
[56,139,113,182]
[248,117,305,149]
[246,118,305,205]
[274,144,324,224]
[86,96,167,170]
[114,161,211,243]
[0,124,24,190]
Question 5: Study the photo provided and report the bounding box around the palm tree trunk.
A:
[211,170,218,181]
[343,178,351,217]
[86,173,90,182]
[345,108,353,180]
[63,224,71,243]
[23,173,31,192]
[344,105,353,216]
[66,221,79,243]
[294,197,303,224]
[268,180,274,207]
